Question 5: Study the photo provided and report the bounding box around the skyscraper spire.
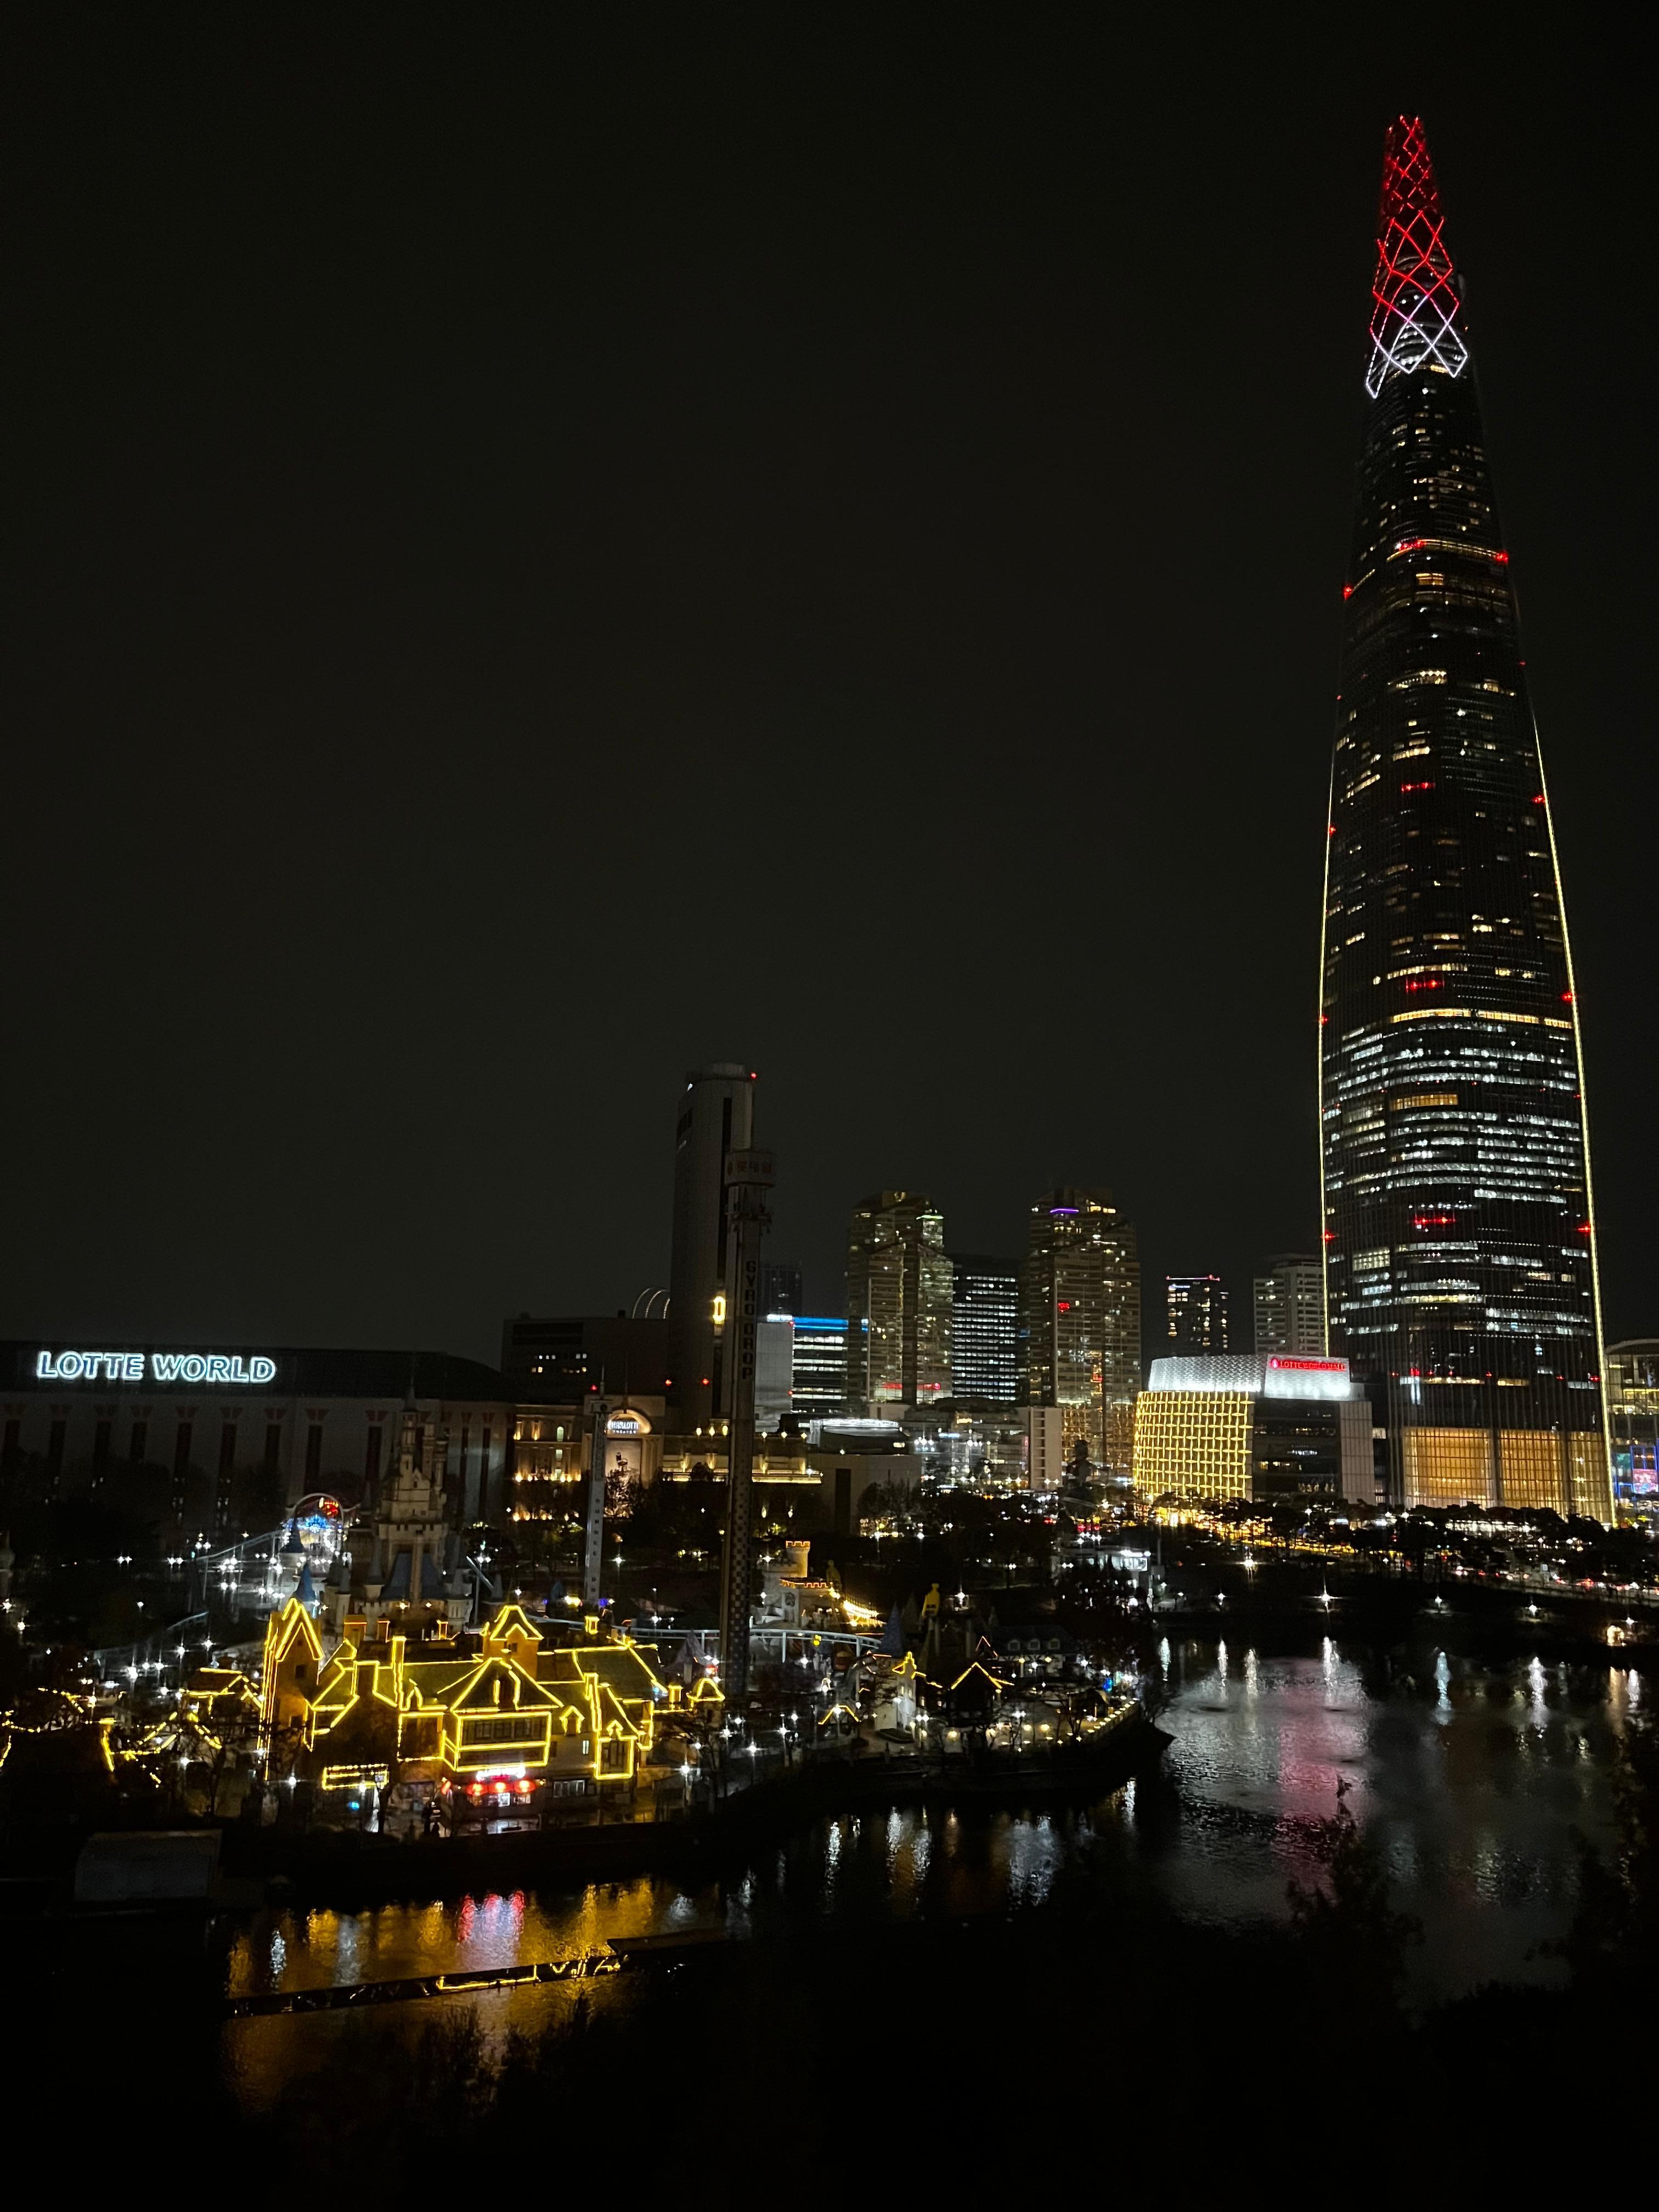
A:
[1365,117,1469,396]
[1319,120,1611,1520]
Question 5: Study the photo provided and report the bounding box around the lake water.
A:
[219,1636,1639,2098]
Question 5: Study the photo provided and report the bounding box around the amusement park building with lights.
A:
[233,1400,714,1815]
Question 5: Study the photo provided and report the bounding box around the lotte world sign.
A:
[35,1349,278,1385]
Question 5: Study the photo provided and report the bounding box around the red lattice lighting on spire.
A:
[1365,116,1469,397]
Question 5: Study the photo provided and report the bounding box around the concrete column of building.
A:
[718,1147,774,1703]
[668,1064,756,1427]
[583,1396,609,1609]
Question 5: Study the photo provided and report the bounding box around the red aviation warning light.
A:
[1366,118,1469,397]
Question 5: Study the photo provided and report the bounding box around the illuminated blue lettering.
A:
[38,1347,277,1386]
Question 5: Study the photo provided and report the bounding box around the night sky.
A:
[5,19,1654,1366]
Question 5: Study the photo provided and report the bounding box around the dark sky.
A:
[4,17,1654,1367]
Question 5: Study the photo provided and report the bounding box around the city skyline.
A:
[7,31,1654,1372]
[6,32,1657,2164]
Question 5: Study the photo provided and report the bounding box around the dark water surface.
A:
[1147,1634,1632,1991]
[221,1637,1638,2100]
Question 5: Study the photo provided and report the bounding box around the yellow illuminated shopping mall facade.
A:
[1132,1390,1255,1504]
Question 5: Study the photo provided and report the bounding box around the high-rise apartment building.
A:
[1254,1256,1325,1358]
[950,1253,1020,1403]
[1166,1276,1229,1356]
[1018,1188,1140,1471]
[668,1063,755,1427]
[1319,121,1609,1516]
[844,1192,952,1412]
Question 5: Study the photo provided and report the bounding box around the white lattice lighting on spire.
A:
[1365,116,1470,397]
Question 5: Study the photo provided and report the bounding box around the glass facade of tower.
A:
[1319,120,1609,1517]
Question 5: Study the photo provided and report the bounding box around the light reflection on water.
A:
[219,1640,1638,2094]
[1148,1638,1632,1994]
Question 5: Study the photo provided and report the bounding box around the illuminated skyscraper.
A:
[1018,1188,1140,1470]
[844,1192,952,1412]
[1165,1274,1229,1355]
[1319,119,1610,1516]
[950,1253,1020,1403]
[668,1063,755,1427]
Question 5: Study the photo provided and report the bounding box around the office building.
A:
[759,1261,804,1317]
[788,1315,860,1420]
[1018,1188,1140,1471]
[1131,1353,1373,1507]
[1606,1341,1659,1527]
[668,1063,757,1427]
[950,1253,1020,1403]
[1254,1256,1325,1358]
[844,1192,952,1412]
[1319,119,1609,1516]
[1166,1275,1229,1355]
[499,1313,672,1397]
